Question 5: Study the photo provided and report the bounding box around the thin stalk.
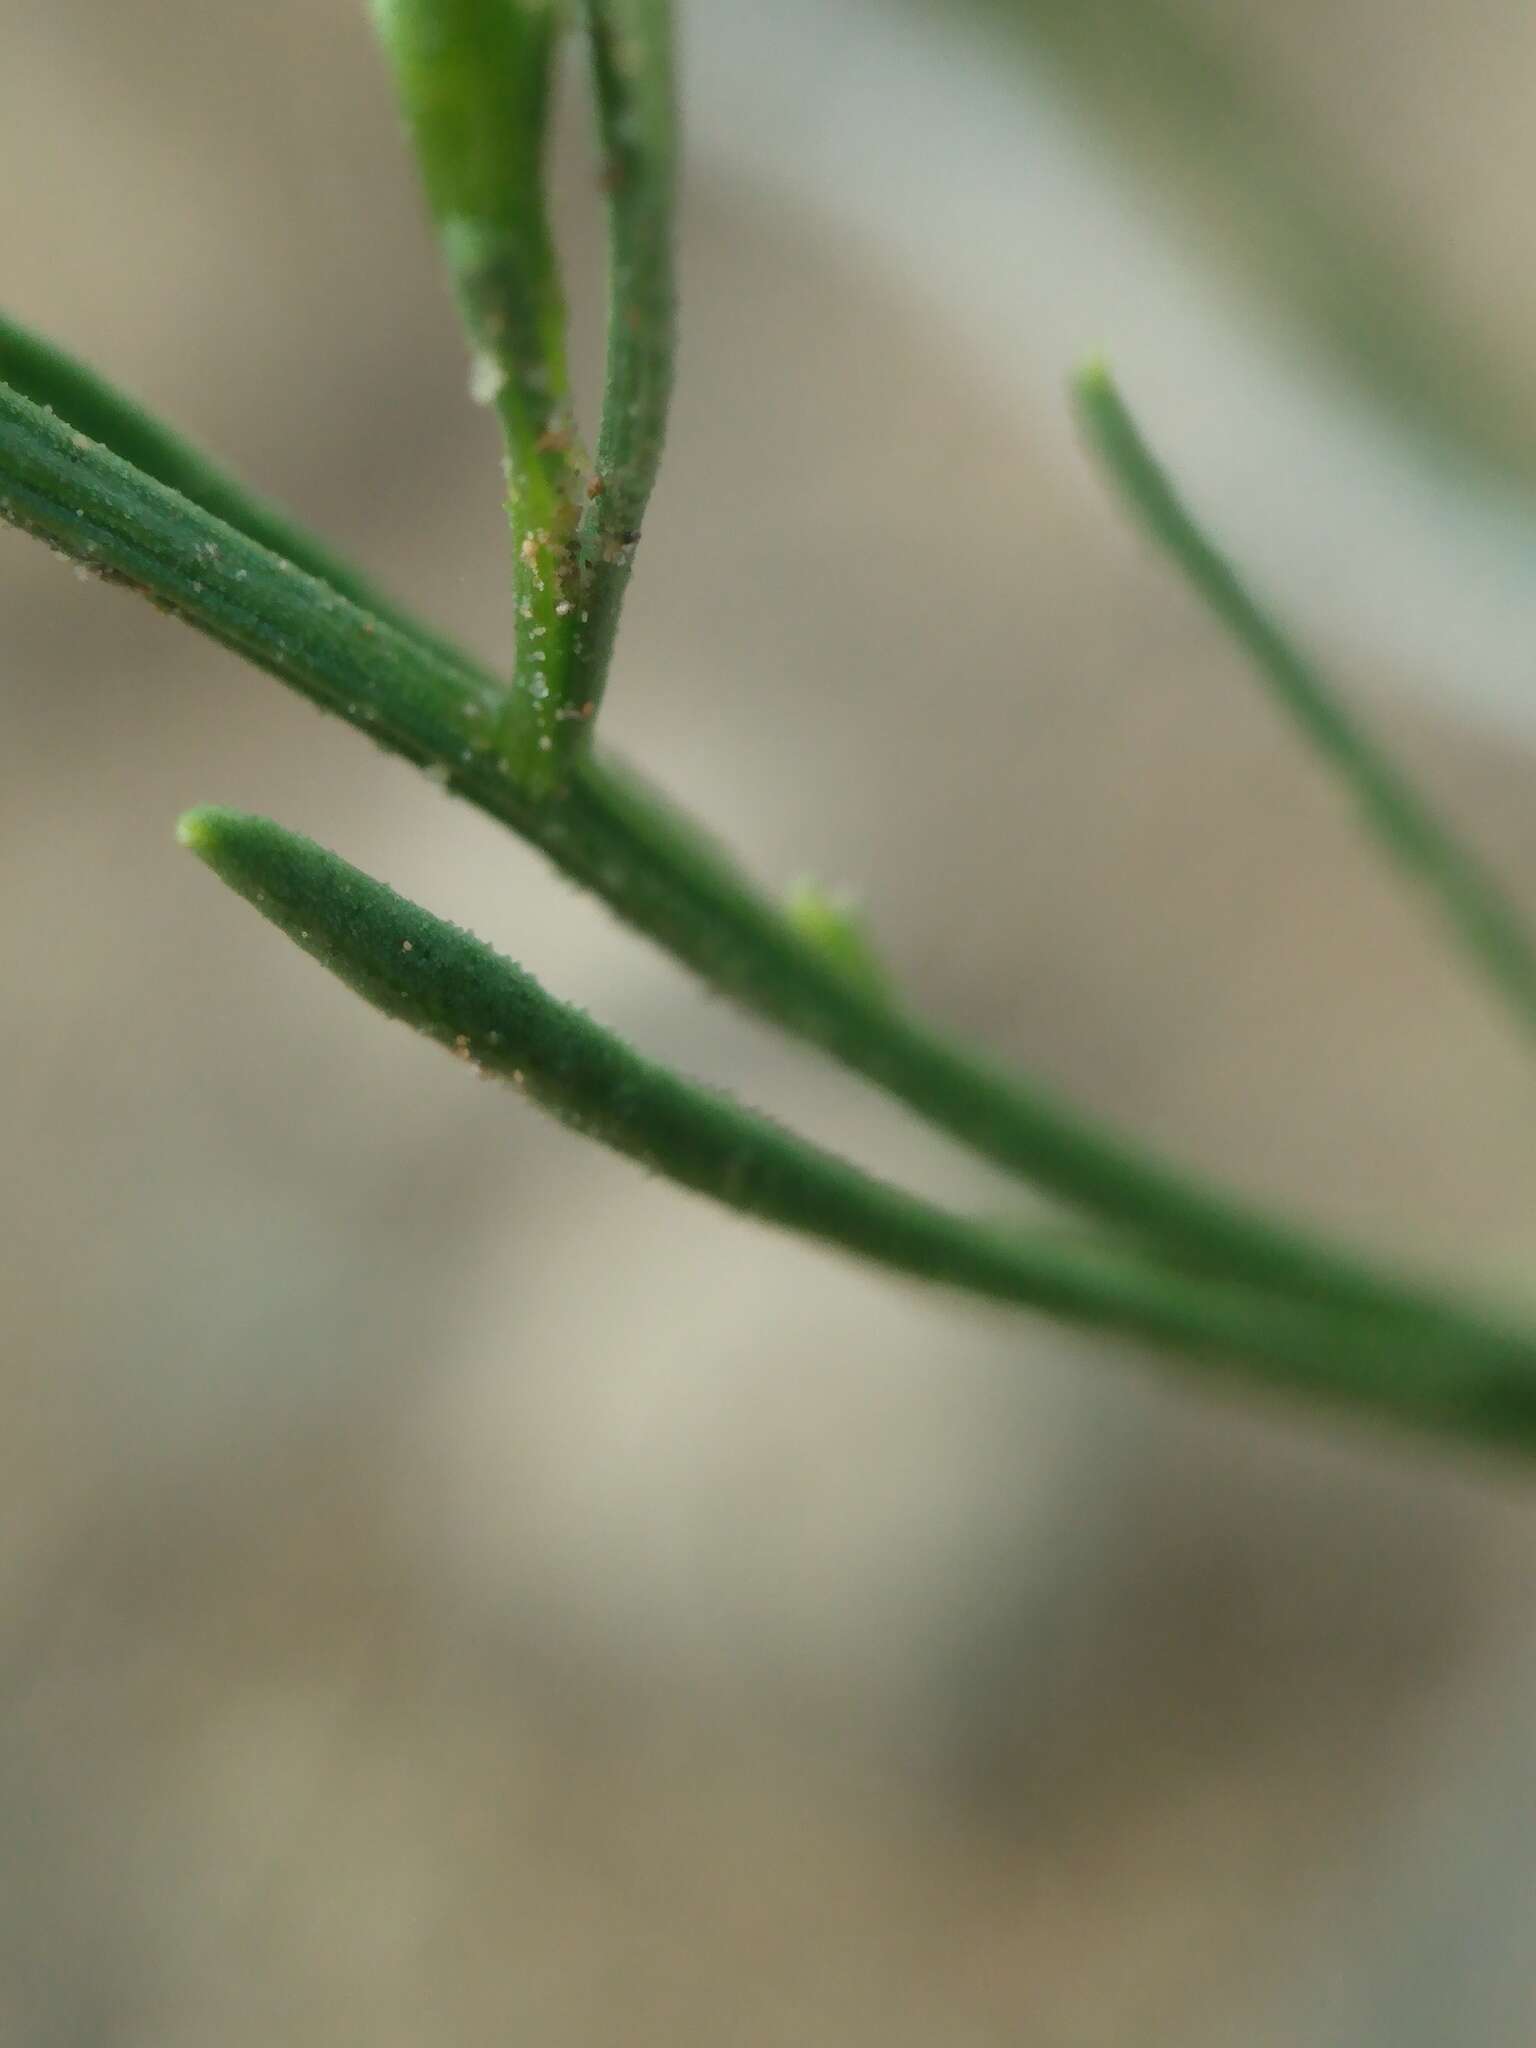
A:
[370,0,586,787]
[0,312,468,667]
[568,0,678,746]
[2,378,1528,1357]
[1075,359,1536,1044]
[179,804,1536,1459]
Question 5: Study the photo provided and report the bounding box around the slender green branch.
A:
[0,312,468,667]
[177,804,1536,1458]
[569,0,678,743]
[6,374,1533,1360]
[1075,359,1536,1044]
[370,0,585,787]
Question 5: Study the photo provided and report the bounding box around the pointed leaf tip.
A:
[176,805,290,904]
[1071,353,1119,411]
[1076,350,1112,381]
[176,805,224,856]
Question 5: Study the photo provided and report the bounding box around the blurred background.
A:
[6,0,1536,2039]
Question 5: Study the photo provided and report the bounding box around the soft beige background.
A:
[5,2,1536,2041]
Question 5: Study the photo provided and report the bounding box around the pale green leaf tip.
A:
[176,804,251,874]
[175,805,221,855]
[1072,352,1117,408]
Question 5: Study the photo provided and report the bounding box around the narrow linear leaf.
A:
[1075,359,1536,1045]
[4,377,1527,1355]
[178,805,1536,1457]
[370,0,585,785]
[569,0,678,739]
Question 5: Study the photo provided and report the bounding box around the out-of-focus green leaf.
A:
[935,0,1536,488]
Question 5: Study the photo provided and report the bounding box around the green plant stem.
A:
[1075,360,1536,1044]
[569,0,678,744]
[0,312,469,667]
[370,0,585,786]
[179,804,1536,1458]
[3,376,1527,1358]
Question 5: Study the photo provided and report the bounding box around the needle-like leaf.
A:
[178,804,1536,1457]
